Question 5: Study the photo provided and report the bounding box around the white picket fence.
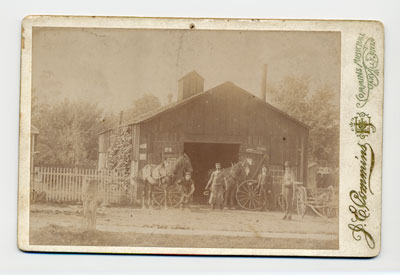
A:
[31,167,128,204]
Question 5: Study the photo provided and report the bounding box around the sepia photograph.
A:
[26,25,341,251]
[0,0,390,271]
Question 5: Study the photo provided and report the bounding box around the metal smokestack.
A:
[261,64,268,101]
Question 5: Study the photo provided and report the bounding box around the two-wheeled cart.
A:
[277,183,338,219]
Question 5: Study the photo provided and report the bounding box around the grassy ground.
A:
[30,224,338,249]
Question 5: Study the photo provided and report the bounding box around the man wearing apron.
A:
[205,163,225,210]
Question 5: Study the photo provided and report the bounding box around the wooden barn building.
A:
[98,71,309,204]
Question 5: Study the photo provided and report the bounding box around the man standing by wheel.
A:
[224,173,238,210]
[205,163,225,210]
[257,165,273,211]
[282,161,295,220]
[177,171,195,209]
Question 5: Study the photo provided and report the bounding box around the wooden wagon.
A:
[235,153,268,211]
[151,183,182,208]
[234,150,338,216]
[277,183,338,219]
[147,154,190,208]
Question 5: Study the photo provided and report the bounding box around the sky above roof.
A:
[32,27,340,113]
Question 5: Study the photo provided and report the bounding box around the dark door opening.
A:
[184,142,240,204]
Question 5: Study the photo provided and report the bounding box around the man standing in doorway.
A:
[282,161,295,220]
[205,163,225,210]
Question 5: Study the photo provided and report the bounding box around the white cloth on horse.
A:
[150,164,168,180]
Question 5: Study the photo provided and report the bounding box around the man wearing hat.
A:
[282,161,296,220]
[257,165,273,211]
[205,163,225,210]
[177,171,195,209]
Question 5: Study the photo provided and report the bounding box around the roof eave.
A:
[98,81,311,136]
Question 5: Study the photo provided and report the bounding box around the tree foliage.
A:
[32,98,105,168]
[121,93,161,124]
[32,93,162,169]
[268,75,339,166]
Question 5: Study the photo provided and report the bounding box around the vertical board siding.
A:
[32,167,127,204]
[99,83,309,184]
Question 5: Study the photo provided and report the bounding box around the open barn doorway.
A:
[184,142,240,204]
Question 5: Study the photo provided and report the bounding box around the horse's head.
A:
[182,153,193,173]
[231,159,251,179]
[169,153,193,179]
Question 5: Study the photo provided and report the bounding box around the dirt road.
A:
[30,204,338,249]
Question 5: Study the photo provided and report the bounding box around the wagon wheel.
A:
[236,180,264,210]
[296,186,307,218]
[152,182,181,208]
[320,200,330,218]
[323,204,334,218]
[323,185,336,218]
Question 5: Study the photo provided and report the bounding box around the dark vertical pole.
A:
[261,64,268,101]
[119,111,124,125]
[303,133,309,186]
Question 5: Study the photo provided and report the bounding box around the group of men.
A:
[177,161,297,220]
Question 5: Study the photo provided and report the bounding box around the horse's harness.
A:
[149,158,184,186]
[225,161,246,185]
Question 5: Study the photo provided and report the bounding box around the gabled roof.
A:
[126,82,226,125]
[229,82,311,130]
[98,81,310,135]
[178,70,204,81]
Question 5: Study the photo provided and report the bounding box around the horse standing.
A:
[225,159,251,184]
[224,159,251,208]
[131,153,193,209]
